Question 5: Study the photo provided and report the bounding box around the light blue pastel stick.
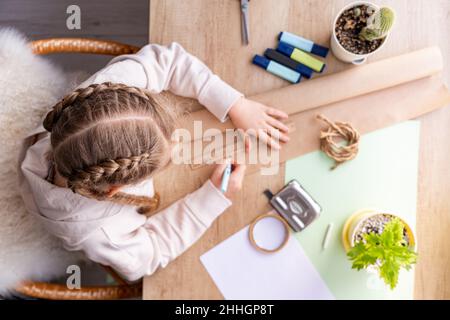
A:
[252,55,301,83]
[279,31,329,58]
[266,60,301,83]
[280,31,314,52]
[220,164,232,193]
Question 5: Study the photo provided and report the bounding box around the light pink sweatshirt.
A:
[18,43,243,281]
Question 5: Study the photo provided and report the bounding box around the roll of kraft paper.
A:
[252,55,301,83]
[176,47,450,173]
[254,46,445,116]
[278,31,329,58]
[264,49,314,79]
[277,41,325,73]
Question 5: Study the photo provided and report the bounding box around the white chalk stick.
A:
[322,223,334,250]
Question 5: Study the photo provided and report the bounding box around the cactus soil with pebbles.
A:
[335,4,384,55]
[353,213,411,245]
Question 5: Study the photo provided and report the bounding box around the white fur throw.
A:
[0,28,86,295]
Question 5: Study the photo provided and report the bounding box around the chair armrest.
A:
[15,281,142,300]
[30,38,140,56]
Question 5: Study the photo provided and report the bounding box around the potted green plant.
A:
[331,1,396,64]
[342,209,417,289]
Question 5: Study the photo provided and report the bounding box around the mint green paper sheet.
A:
[285,121,420,300]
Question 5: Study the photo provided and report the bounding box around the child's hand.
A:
[228,97,290,150]
[210,163,246,200]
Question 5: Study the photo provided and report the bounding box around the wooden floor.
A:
[0,0,149,73]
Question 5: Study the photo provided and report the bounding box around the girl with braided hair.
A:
[18,43,290,281]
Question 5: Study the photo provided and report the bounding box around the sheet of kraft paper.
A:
[171,46,450,174]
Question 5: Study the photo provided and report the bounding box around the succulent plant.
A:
[359,7,395,41]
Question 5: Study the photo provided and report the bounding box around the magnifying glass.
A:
[248,212,290,253]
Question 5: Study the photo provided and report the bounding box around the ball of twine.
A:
[316,114,360,170]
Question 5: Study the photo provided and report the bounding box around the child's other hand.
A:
[210,163,246,200]
[228,97,290,150]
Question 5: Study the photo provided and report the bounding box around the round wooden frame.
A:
[248,213,290,253]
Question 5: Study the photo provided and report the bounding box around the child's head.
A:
[44,82,178,213]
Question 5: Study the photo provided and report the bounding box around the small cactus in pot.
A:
[359,7,396,41]
[333,2,396,59]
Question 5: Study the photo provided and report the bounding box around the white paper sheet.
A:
[200,216,334,300]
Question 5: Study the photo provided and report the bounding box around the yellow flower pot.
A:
[342,209,416,252]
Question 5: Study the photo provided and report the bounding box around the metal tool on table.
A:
[265,180,322,233]
[240,0,250,45]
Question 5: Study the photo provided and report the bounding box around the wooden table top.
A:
[144,0,450,299]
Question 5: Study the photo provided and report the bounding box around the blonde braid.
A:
[68,153,153,185]
[44,82,159,132]
[73,185,160,215]
[68,152,161,214]
[111,192,160,214]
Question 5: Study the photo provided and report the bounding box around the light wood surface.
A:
[145,0,450,299]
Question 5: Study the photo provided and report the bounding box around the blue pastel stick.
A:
[252,55,301,83]
[278,31,329,58]
[220,164,232,193]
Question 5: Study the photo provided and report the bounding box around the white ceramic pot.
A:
[330,1,391,65]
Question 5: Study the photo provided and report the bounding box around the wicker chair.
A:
[13,37,144,300]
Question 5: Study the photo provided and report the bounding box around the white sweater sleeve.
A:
[100,42,243,122]
[80,180,231,281]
